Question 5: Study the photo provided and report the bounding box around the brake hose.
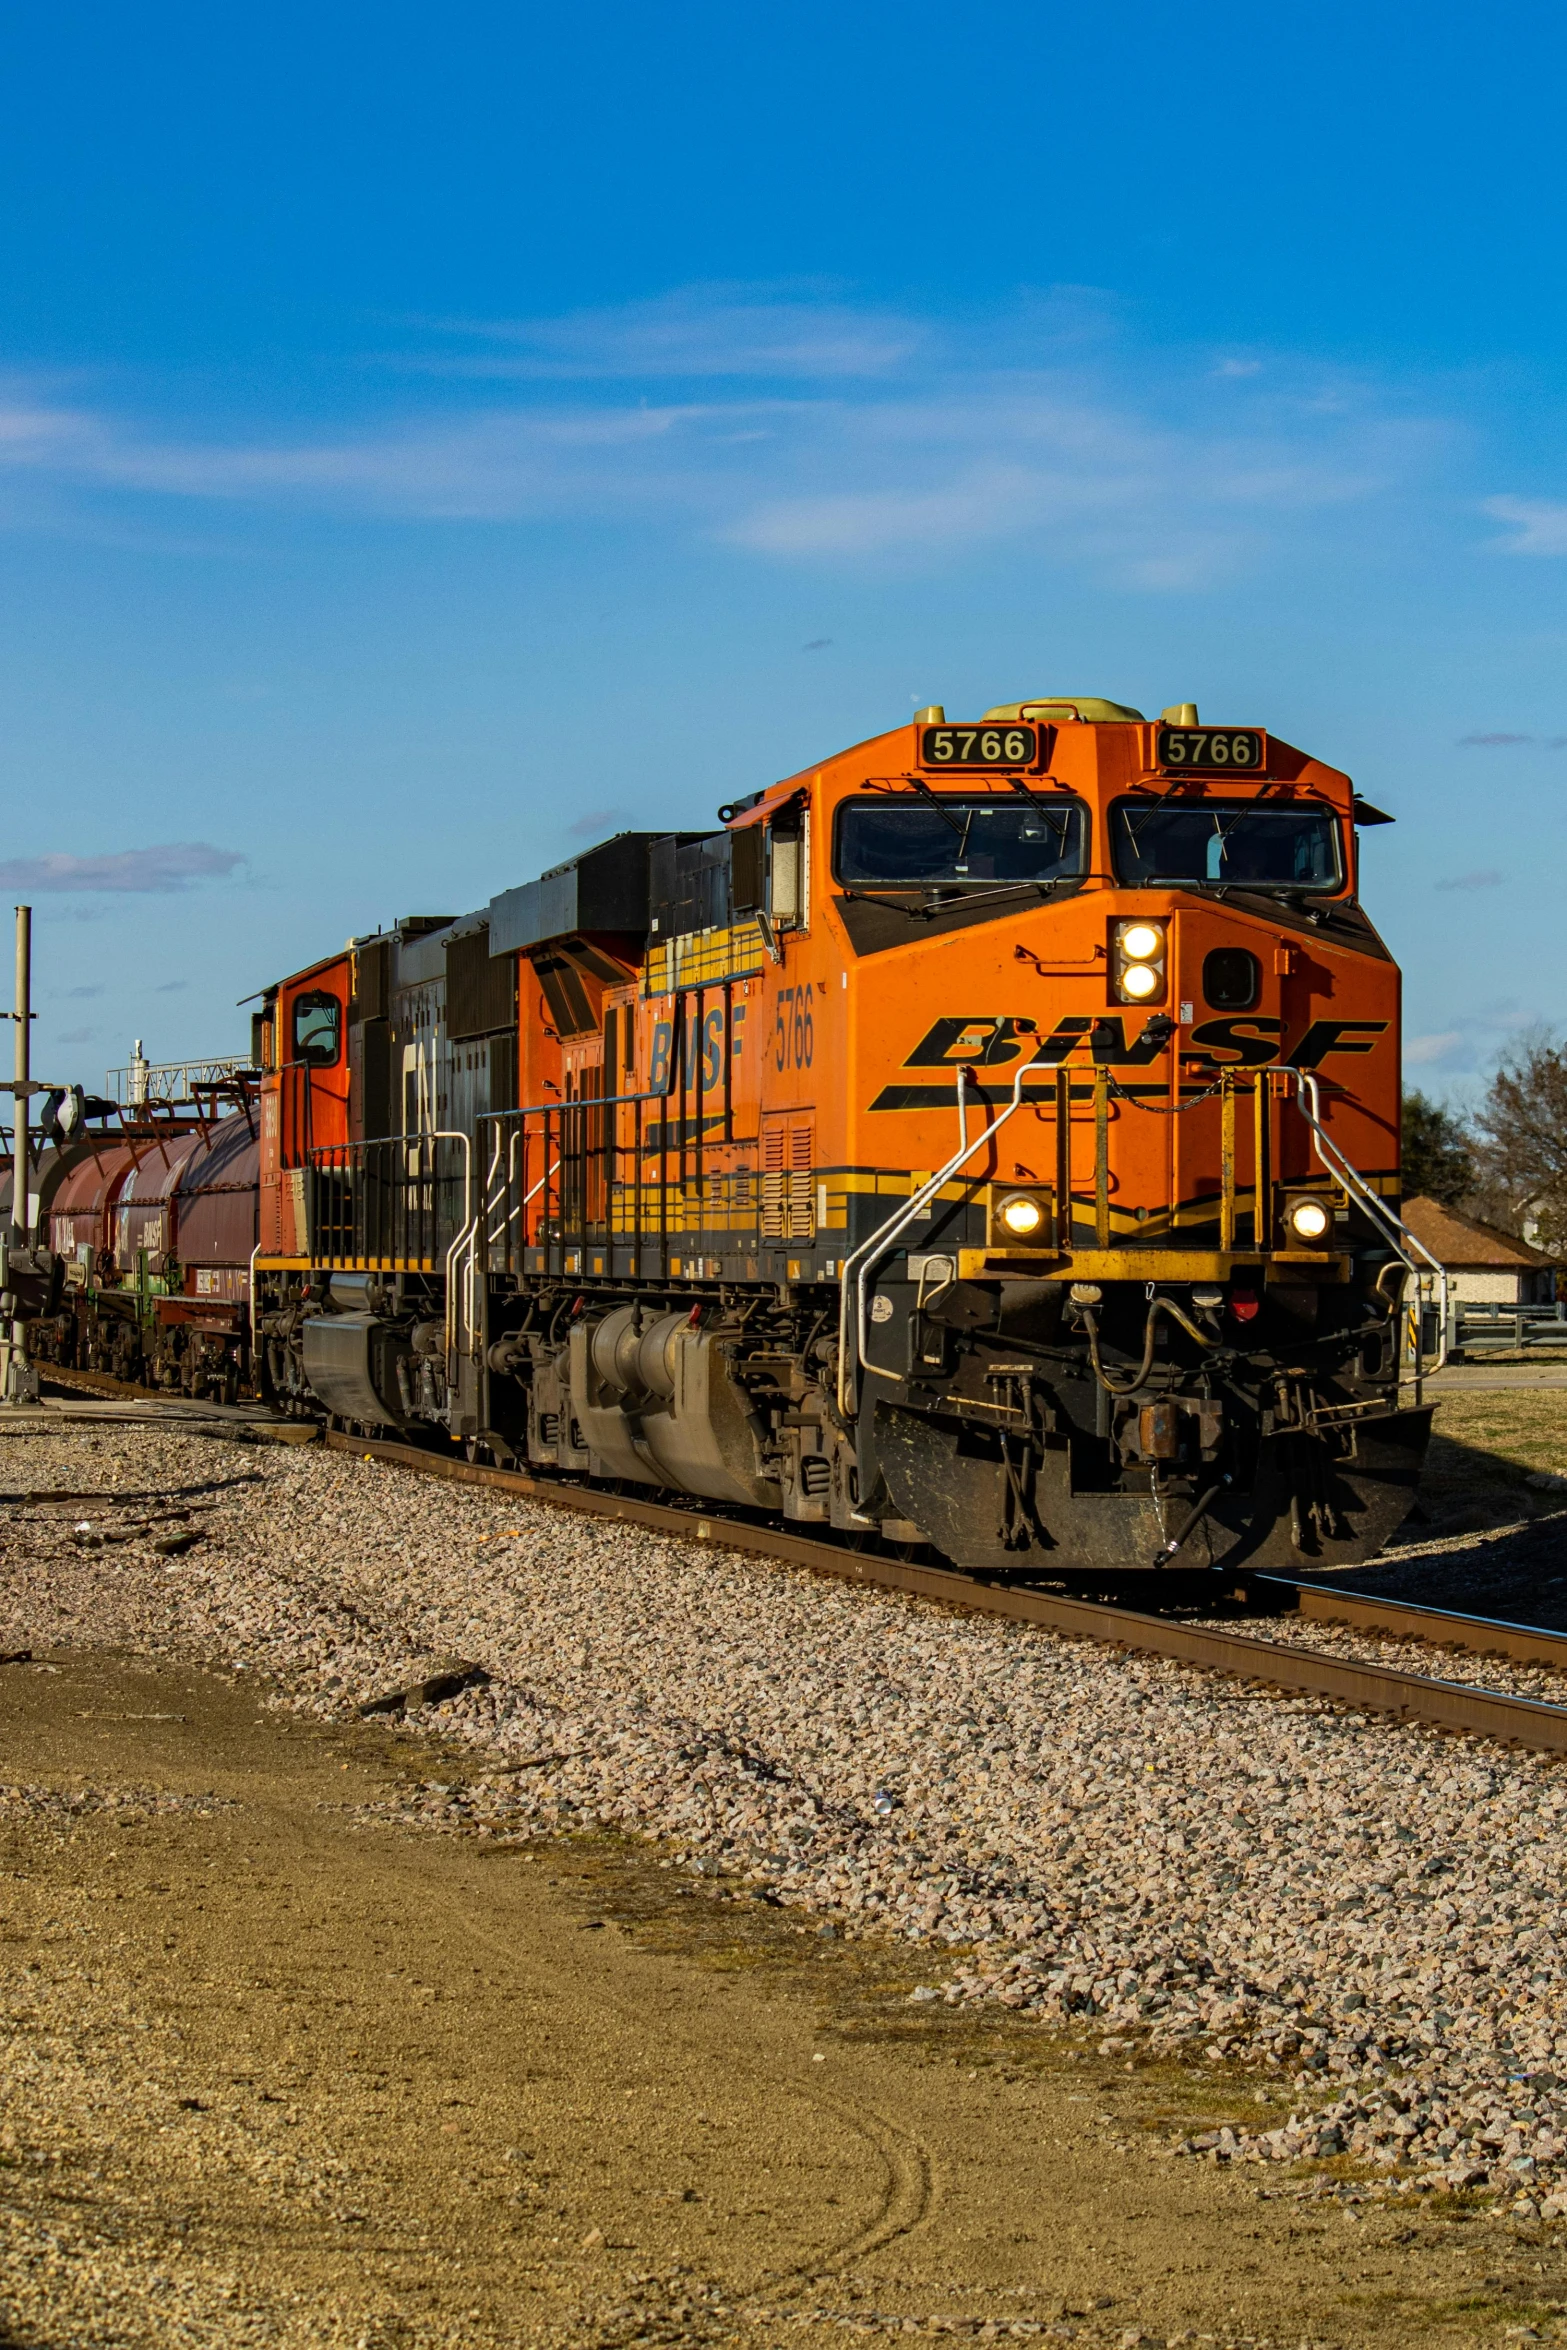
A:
[1082,1295,1221,1397]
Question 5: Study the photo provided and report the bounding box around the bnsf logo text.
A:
[900,1014,1389,1072]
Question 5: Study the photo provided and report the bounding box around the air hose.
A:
[1082,1295,1221,1398]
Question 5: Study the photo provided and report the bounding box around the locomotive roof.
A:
[264,697,1358,998]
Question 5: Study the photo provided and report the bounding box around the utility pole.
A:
[13,904,28,1247]
[1,906,38,1403]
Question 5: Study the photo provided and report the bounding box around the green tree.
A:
[1400,1088,1474,1206]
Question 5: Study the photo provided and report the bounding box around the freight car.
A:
[233,692,1439,1578]
[31,1105,259,1400]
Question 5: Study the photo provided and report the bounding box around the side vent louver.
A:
[761,1115,814,1242]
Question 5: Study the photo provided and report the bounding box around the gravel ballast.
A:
[6,1419,1567,2218]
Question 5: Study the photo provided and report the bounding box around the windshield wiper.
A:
[904,777,968,839]
[835,888,937,919]
[1007,776,1071,843]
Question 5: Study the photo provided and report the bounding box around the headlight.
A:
[1112,917,1167,1005]
[989,1187,1052,1247]
[1286,1196,1331,1244]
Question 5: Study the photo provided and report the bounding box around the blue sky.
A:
[2,0,1564,1098]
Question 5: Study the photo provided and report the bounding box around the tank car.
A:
[35,1108,259,1399]
[249,693,1436,1578]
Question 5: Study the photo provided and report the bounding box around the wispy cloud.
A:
[1405,1030,1467,1067]
[0,843,245,893]
[1435,869,1506,891]
[401,287,925,381]
[1457,730,1567,749]
[1485,496,1567,555]
[1404,999,1540,1074]
[564,806,636,839]
[0,290,1462,584]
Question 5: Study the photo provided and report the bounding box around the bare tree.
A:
[1472,1029,1567,1251]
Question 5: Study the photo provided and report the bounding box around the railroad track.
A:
[30,1360,1567,1758]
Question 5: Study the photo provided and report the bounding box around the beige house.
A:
[1402,1196,1560,1306]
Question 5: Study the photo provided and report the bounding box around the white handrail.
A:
[1287,1070,1448,1386]
[459,1127,505,1359]
[833,1060,1446,1423]
[427,1131,473,1365]
[836,1056,1050,1419]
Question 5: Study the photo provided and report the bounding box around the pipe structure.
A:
[13,905,28,1246]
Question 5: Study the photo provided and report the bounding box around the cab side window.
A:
[292,991,342,1067]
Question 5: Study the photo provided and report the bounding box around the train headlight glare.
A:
[997,1191,1046,1239]
[1287,1197,1331,1243]
[1113,917,1167,1005]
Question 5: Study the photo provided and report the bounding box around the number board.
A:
[920,722,1039,769]
[1156,726,1266,773]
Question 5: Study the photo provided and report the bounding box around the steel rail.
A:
[1261,1575,1567,1674]
[33,1363,1567,1756]
[315,1430,1567,1757]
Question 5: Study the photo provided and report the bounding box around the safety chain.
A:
[1104,1070,1230,1116]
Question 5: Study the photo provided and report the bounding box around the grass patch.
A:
[1422,1391,1567,1521]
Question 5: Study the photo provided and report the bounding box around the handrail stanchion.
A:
[837,1057,1051,1423]
[1284,1069,1449,1399]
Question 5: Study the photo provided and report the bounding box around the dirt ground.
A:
[6,1394,1567,2347]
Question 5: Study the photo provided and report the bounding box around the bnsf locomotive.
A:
[33,694,1439,1577]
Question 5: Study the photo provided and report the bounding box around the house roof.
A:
[1402,1196,1558,1269]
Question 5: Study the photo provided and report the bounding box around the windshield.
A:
[835,794,1086,890]
[1111,800,1342,892]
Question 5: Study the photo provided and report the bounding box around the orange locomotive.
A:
[253,692,1436,1578]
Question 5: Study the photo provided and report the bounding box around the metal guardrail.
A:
[1446,1300,1567,1360]
[306,1134,472,1273]
[105,1055,255,1106]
